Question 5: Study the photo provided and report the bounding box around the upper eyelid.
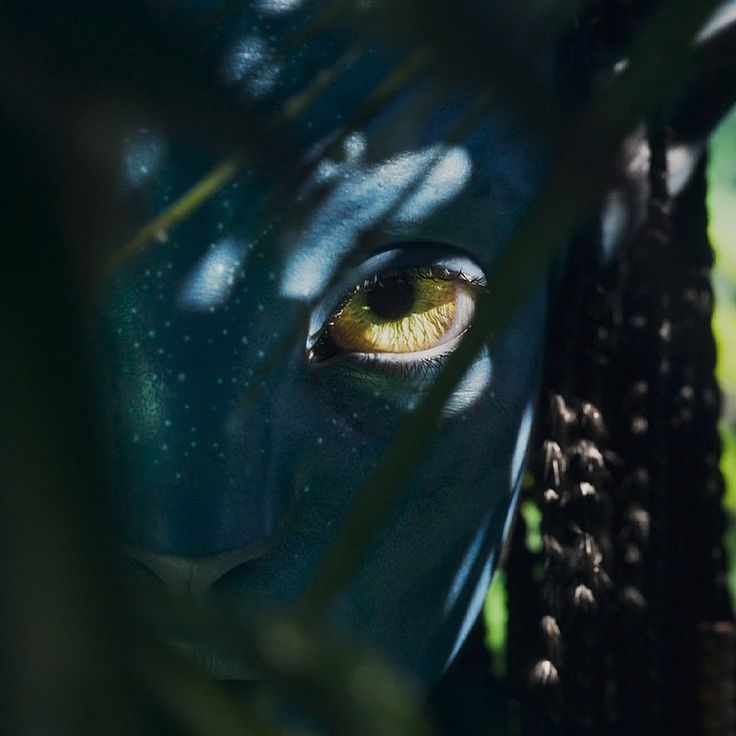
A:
[329,265,485,318]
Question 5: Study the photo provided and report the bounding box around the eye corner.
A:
[306,330,339,366]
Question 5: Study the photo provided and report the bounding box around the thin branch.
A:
[104,152,244,275]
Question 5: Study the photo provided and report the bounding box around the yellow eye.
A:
[328,275,475,354]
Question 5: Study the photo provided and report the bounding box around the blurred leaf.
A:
[708,103,736,285]
[133,590,435,736]
[0,109,147,736]
[137,642,313,736]
[708,105,736,514]
[520,501,543,555]
[483,571,508,681]
[669,15,736,141]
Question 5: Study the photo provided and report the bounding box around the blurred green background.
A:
[709,105,736,602]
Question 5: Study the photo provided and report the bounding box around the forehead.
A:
[115,1,550,304]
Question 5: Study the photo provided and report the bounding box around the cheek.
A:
[329,388,538,683]
[251,279,547,679]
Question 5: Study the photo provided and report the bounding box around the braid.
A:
[607,120,672,735]
[506,227,618,731]
[610,126,736,735]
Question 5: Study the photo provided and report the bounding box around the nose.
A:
[126,542,269,596]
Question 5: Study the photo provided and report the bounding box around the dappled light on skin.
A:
[122,128,166,189]
[123,352,169,442]
[396,147,473,224]
[442,348,493,418]
[279,145,473,300]
[177,238,248,312]
[256,0,306,16]
[313,132,368,185]
[220,35,282,99]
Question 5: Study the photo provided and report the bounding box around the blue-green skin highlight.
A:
[97,3,554,686]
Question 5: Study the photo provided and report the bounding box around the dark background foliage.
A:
[1,1,734,734]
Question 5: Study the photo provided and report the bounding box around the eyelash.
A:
[349,350,454,377]
[330,264,485,318]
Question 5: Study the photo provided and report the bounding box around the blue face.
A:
[96,2,553,686]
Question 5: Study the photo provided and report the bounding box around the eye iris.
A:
[329,278,461,354]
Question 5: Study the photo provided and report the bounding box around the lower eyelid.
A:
[347,351,449,378]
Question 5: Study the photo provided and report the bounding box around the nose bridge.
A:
[127,542,270,596]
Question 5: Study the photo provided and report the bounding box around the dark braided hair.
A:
[500,0,736,730]
[505,109,735,736]
[506,219,618,732]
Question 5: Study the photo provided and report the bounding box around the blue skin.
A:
[97,3,554,686]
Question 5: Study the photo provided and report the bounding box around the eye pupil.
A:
[365,279,416,321]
